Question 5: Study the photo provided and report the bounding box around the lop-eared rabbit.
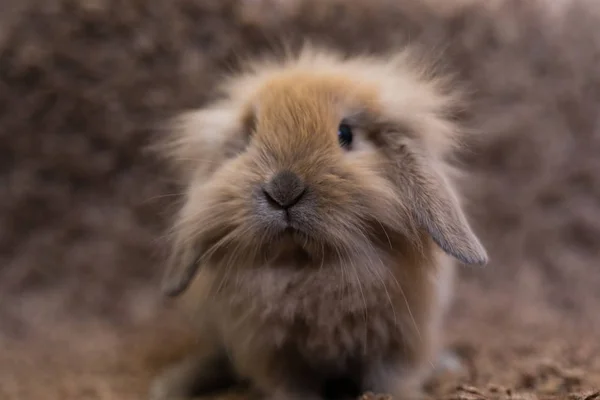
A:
[150,44,487,400]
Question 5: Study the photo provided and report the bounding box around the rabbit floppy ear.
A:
[393,140,488,265]
[157,106,239,297]
[160,231,203,297]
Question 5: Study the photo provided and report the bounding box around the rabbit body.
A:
[150,44,486,400]
[181,240,452,399]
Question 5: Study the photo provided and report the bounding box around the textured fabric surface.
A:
[1,0,600,399]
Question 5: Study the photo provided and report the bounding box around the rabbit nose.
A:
[263,170,306,209]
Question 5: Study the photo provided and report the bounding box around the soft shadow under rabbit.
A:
[150,44,487,400]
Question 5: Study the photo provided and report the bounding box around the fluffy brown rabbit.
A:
[150,43,488,400]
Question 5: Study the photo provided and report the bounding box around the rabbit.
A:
[149,43,488,400]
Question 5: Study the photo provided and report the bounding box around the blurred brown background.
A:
[1,0,600,399]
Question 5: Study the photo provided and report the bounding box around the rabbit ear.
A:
[411,169,488,265]
[160,234,203,297]
[395,143,488,266]
[157,106,241,297]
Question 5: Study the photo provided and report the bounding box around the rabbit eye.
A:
[337,123,353,149]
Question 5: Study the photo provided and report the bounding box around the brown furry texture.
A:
[2,0,600,399]
[151,46,486,400]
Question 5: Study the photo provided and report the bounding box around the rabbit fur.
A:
[150,44,487,400]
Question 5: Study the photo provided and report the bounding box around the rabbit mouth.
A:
[268,225,322,260]
[277,225,310,245]
[283,226,301,236]
[268,234,313,265]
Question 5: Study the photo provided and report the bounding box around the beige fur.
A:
[150,44,487,400]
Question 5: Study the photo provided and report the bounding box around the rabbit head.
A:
[159,45,488,297]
